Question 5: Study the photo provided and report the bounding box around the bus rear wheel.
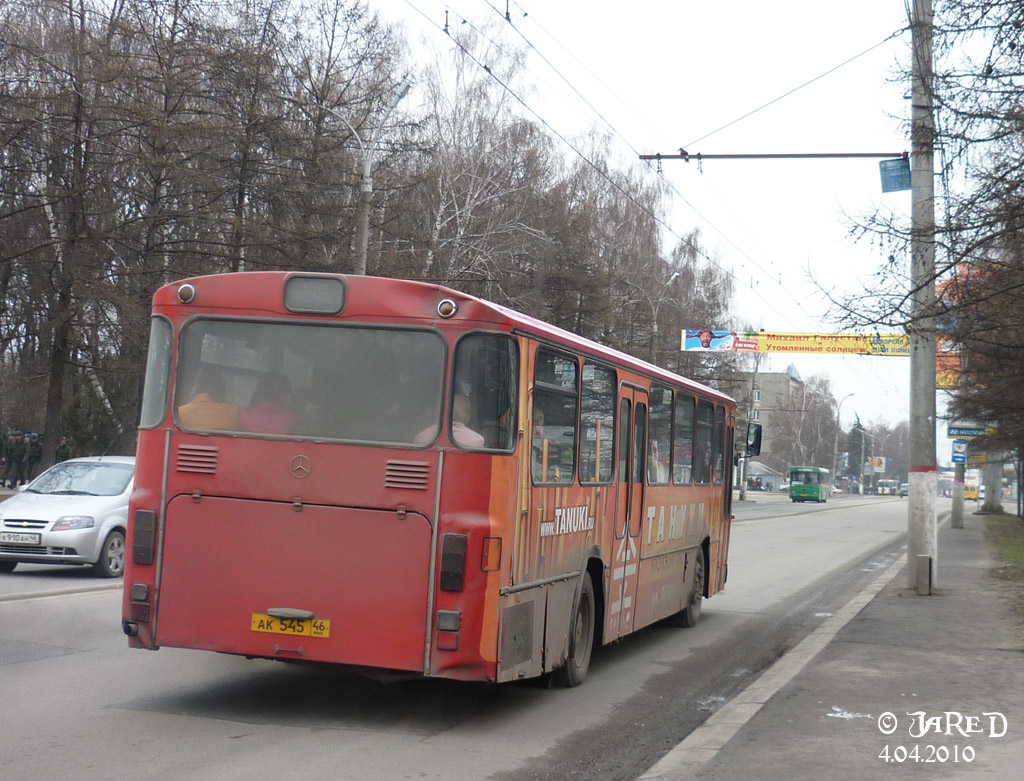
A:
[553,572,595,688]
[681,549,704,627]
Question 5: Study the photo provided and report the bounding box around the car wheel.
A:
[0,561,17,574]
[93,530,126,578]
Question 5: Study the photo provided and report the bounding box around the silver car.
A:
[0,456,135,577]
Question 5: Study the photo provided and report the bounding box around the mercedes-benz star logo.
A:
[290,455,312,479]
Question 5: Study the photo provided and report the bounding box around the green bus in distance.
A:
[789,466,831,503]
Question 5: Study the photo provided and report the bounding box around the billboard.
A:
[681,330,909,356]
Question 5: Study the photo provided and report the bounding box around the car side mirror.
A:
[745,422,762,457]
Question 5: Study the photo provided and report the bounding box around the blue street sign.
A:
[948,426,985,438]
[880,157,911,192]
[951,439,968,464]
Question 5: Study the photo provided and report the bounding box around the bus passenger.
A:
[451,394,484,449]
[238,374,299,434]
[178,366,239,431]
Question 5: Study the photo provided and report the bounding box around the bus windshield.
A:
[173,319,447,445]
[792,470,822,485]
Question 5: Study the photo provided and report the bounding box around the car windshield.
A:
[28,462,133,497]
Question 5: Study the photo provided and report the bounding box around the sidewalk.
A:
[643,512,1024,780]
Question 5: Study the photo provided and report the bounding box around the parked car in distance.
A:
[0,456,135,577]
[899,483,909,497]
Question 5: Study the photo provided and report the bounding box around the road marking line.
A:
[0,583,121,604]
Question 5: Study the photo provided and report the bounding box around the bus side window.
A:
[694,400,714,485]
[531,349,578,484]
[451,334,517,451]
[648,386,672,485]
[579,363,615,484]
[674,393,694,484]
[712,405,725,484]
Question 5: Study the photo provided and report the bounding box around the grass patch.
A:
[984,514,1024,626]
[985,513,1024,575]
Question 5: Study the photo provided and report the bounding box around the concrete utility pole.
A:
[908,0,938,594]
[342,82,411,276]
[833,393,854,485]
[951,446,965,529]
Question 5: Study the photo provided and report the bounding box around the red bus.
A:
[122,273,760,686]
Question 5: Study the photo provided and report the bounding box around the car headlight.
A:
[52,516,96,531]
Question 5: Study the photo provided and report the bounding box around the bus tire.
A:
[553,572,595,688]
[680,548,704,628]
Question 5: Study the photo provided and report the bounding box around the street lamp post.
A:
[832,393,853,489]
[648,270,681,362]
[326,82,411,276]
[861,429,880,494]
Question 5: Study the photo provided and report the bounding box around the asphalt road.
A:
[0,493,924,781]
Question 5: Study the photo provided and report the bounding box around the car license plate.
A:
[250,613,331,638]
[0,531,41,545]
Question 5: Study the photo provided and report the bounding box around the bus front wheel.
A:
[554,572,595,688]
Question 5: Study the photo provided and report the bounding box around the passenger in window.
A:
[238,373,299,434]
[649,440,670,483]
[451,394,485,449]
[532,407,566,481]
[178,366,239,431]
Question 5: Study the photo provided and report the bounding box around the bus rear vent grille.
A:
[384,460,429,490]
[176,444,219,474]
[499,601,534,671]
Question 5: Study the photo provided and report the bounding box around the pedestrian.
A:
[24,433,42,482]
[6,432,27,488]
[55,435,73,463]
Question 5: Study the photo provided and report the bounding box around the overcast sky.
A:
[371,1,942,441]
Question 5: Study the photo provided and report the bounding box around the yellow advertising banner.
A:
[743,332,910,356]
[681,330,910,356]
[681,329,959,390]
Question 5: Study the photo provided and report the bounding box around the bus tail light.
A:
[132,509,157,565]
[436,611,460,651]
[439,534,468,592]
[128,582,150,623]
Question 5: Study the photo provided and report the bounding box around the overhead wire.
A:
[402,0,811,327]
[486,0,822,327]
[501,1,910,333]
[504,1,911,417]
[683,28,909,149]
[397,1,912,412]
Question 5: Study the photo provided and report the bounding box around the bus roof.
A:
[156,272,735,406]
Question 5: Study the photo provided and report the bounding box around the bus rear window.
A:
[174,320,446,445]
